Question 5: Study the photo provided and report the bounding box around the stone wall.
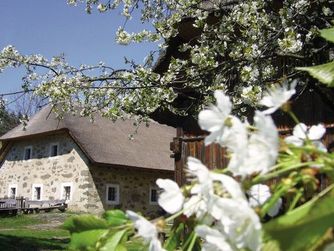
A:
[0,133,174,216]
[0,132,92,212]
[87,165,174,217]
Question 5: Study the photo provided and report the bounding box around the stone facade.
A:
[87,165,173,216]
[0,132,173,215]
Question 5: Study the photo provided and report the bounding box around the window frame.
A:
[149,186,159,205]
[105,184,120,205]
[32,184,43,201]
[60,182,73,202]
[23,146,32,160]
[8,184,17,199]
[49,143,59,157]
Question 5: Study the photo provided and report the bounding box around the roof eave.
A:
[92,161,175,173]
[0,128,70,142]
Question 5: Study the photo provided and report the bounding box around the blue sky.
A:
[0,0,156,95]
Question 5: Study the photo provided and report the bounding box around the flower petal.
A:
[293,123,307,139]
[214,90,232,116]
[126,210,157,241]
[248,184,271,207]
[198,109,224,132]
[285,135,303,146]
[195,225,233,251]
[267,198,282,217]
[187,157,210,183]
[308,124,326,140]
[156,179,184,214]
[210,173,246,200]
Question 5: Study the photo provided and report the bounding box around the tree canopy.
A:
[0,0,333,122]
[0,104,21,136]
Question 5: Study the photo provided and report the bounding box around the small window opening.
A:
[63,186,71,201]
[33,186,41,200]
[24,147,32,160]
[149,187,159,204]
[50,144,59,157]
[106,184,119,204]
[9,187,16,199]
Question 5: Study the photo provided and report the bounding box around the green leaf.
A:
[68,229,108,250]
[103,210,129,226]
[100,229,127,251]
[63,214,108,233]
[297,61,334,86]
[262,240,281,251]
[126,240,147,251]
[320,27,334,44]
[115,244,127,251]
[164,223,185,251]
[264,185,334,251]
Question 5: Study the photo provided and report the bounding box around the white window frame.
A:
[8,184,17,199]
[105,184,120,205]
[149,186,159,205]
[49,143,59,157]
[23,146,32,160]
[32,184,43,201]
[60,182,73,202]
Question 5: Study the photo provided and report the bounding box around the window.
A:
[50,143,59,157]
[8,185,17,199]
[24,146,32,160]
[61,183,73,201]
[106,184,119,205]
[149,187,159,204]
[32,184,43,201]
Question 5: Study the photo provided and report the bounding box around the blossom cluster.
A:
[125,83,312,251]
[1,1,333,120]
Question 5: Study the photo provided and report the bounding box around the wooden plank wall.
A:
[172,127,334,185]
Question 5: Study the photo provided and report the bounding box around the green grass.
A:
[0,214,43,228]
[0,229,69,251]
[0,213,71,251]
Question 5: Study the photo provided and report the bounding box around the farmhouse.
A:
[0,105,175,215]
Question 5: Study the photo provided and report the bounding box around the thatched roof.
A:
[0,106,175,171]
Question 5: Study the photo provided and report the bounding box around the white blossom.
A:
[156,179,184,214]
[228,111,279,177]
[183,157,214,219]
[248,184,282,217]
[184,157,246,218]
[198,90,248,151]
[198,90,233,145]
[126,211,166,251]
[322,7,334,16]
[116,27,132,45]
[285,123,327,151]
[241,85,262,105]
[240,65,260,83]
[212,198,262,251]
[97,3,107,12]
[184,157,262,251]
[260,81,296,115]
[195,225,233,251]
[278,28,303,53]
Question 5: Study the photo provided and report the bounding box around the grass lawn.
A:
[0,212,71,250]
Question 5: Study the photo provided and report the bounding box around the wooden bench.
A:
[0,199,19,215]
[0,198,67,215]
[23,199,67,214]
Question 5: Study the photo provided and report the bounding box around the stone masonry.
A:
[0,132,172,215]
